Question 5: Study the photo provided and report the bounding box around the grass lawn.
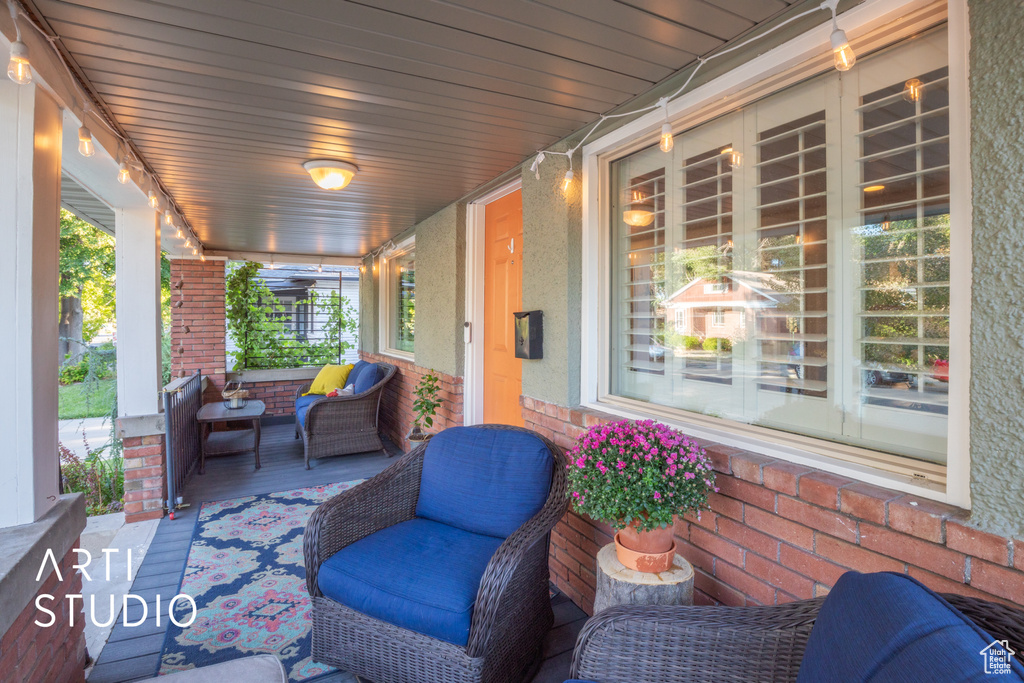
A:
[59,379,116,419]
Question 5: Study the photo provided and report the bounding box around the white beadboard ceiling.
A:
[28,0,800,257]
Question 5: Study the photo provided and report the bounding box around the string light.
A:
[148,190,159,209]
[6,1,31,85]
[529,0,855,195]
[199,251,206,261]
[721,146,742,169]
[184,237,191,248]
[903,78,923,103]
[317,260,323,273]
[175,227,182,239]
[164,210,174,225]
[117,162,130,184]
[269,257,276,270]
[77,125,94,157]
[658,98,673,153]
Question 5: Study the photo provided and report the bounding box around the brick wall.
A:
[123,434,166,523]
[170,259,226,403]
[359,352,463,452]
[238,378,310,417]
[523,396,1024,615]
[0,541,86,682]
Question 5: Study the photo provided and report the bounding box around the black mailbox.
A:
[514,310,543,360]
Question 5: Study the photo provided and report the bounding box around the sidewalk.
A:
[59,417,113,459]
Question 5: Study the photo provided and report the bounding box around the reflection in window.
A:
[389,249,415,354]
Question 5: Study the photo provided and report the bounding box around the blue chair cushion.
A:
[344,360,370,390]
[318,517,503,647]
[415,426,552,539]
[295,394,318,429]
[797,571,1024,682]
[351,362,380,394]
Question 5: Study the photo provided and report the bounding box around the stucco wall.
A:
[967,0,1024,536]
[414,202,467,377]
[520,146,583,407]
[359,254,378,354]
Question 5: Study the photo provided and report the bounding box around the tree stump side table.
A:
[593,542,694,614]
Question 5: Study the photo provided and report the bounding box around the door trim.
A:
[465,178,522,426]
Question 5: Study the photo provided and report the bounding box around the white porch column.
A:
[0,80,62,527]
[115,206,163,416]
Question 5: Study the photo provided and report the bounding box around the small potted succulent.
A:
[566,419,717,573]
[409,369,443,445]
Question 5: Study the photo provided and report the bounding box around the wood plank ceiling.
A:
[28,0,799,257]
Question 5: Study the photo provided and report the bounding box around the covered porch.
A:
[1,0,1023,682]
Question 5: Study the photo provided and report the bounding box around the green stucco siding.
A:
[415,202,467,377]
[967,0,1024,536]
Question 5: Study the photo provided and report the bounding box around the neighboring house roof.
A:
[663,271,793,308]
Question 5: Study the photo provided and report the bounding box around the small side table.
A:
[196,399,266,474]
[593,543,694,614]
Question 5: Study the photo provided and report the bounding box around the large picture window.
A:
[608,29,951,465]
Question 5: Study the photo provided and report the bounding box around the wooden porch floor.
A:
[87,423,586,683]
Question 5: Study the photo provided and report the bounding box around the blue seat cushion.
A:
[344,360,370,390]
[351,362,380,394]
[295,394,318,428]
[318,517,503,647]
[415,426,552,539]
[797,571,1024,682]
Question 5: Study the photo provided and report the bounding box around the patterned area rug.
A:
[158,481,362,681]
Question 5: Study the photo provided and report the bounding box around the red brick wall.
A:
[523,396,1024,615]
[236,378,309,417]
[170,259,226,403]
[0,541,87,682]
[359,352,463,452]
[123,434,165,523]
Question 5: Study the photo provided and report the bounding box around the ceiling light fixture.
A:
[303,160,358,190]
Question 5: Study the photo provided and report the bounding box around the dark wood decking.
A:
[87,423,587,683]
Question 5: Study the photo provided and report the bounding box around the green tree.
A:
[59,209,115,365]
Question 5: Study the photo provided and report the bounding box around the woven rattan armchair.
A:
[294,362,396,469]
[304,424,567,683]
[569,593,1024,682]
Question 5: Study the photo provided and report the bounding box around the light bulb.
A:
[184,238,191,248]
[77,126,95,157]
[117,162,130,184]
[721,147,742,168]
[164,210,173,225]
[562,169,574,196]
[192,247,197,256]
[148,191,159,209]
[317,262,323,273]
[660,122,674,153]
[199,252,206,261]
[175,227,182,239]
[360,265,366,274]
[902,78,923,103]
[269,260,276,270]
[831,28,856,72]
[7,41,31,85]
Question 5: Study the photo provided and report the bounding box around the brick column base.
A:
[0,539,87,682]
[123,433,166,523]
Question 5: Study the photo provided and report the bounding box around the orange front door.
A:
[483,190,524,426]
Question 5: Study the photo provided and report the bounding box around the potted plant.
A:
[409,369,443,444]
[566,419,717,573]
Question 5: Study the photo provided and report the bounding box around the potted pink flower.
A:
[566,419,717,573]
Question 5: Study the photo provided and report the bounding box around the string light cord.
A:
[532,0,841,175]
[5,0,203,253]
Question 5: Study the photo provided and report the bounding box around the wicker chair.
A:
[569,593,1024,682]
[304,424,567,683]
[294,362,396,469]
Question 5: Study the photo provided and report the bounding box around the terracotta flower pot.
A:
[614,521,676,573]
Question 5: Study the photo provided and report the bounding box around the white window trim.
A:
[580,0,971,508]
[378,234,416,361]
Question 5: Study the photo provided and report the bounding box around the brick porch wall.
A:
[170,259,226,404]
[0,541,87,682]
[359,352,463,452]
[123,434,166,523]
[522,396,1024,615]
[238,379,310,417]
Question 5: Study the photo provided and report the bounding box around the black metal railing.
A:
[163,372,202,511]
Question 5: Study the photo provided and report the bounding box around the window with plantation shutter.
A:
[607,27,952,466]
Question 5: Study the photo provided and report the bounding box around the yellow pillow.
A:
[305,364,354,396]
